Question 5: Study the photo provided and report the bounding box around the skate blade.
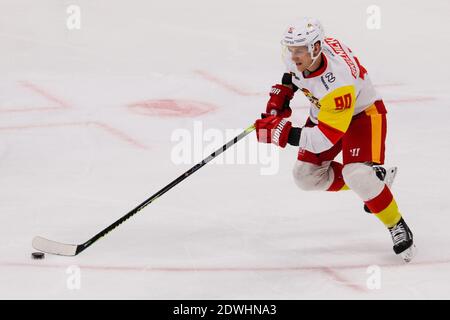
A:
[400,243,417,263]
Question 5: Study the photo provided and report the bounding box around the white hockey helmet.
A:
[281,17,325,59]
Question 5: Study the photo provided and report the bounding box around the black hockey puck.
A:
[31,252,45,260]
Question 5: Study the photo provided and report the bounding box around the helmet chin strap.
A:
[305,46,323,71]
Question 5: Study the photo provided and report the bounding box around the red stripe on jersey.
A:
[353,56,368,80]
[324,38,358,79]
[364,185,393,213]
[318,120,344,144]
[374,100,387,114]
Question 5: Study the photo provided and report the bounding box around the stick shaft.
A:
[76,124,256,254]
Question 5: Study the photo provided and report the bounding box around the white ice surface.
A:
[1,0,450,299]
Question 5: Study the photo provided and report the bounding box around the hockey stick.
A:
[32,124,256,256]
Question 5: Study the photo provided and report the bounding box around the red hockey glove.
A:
[264,84,294,118]
[255,115,292,148]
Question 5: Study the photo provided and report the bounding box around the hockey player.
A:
[255,17,415,262]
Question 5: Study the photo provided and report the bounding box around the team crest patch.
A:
[301,88,321,109]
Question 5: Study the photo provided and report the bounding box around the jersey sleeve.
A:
[299,85,356,153]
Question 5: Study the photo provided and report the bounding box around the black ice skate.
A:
[364,166,398,213]
[388,217,416,263]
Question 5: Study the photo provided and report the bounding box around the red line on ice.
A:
[194,71,407,98]
[127,99,216,117]
[0,122,147,149]
[0,106,67,113]
[0,81,71,113]
[2,258,450,293]
[2,258,450,273]
[385,97,436,104]
[19,81,71,109]
[194,70,262,97]
[90,121,148,149]
[373,83,404,88]
[320,267,367,293]
[19,81,70,108]
[291,96,435,111]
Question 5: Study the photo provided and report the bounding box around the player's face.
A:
[287,46,312,72]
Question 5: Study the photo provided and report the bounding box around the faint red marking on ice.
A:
[19,81,71,109]
[90,122,147,149]
[0,81,148,149]
[128,99,216,117]
[0,81,71,113]
[291,96,436,111]
[385,97,436,104]
[2,258,450,293]
[0,122,147,149]
[194,70,261,97]
[320,267,367,293]
[373,83,404,88]
[195,70,408,97]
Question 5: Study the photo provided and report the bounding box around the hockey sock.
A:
[364,185,402,228]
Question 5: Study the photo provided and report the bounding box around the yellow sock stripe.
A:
[374,199,402,228]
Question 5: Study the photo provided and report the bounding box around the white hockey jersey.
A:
[284,37,382,154]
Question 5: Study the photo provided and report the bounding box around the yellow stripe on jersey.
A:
[318,85,356,135]
[371,116,382,163]
[364,104,383,164]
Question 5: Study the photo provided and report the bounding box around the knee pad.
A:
[342,163,385,200]
[292,161,332,191]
